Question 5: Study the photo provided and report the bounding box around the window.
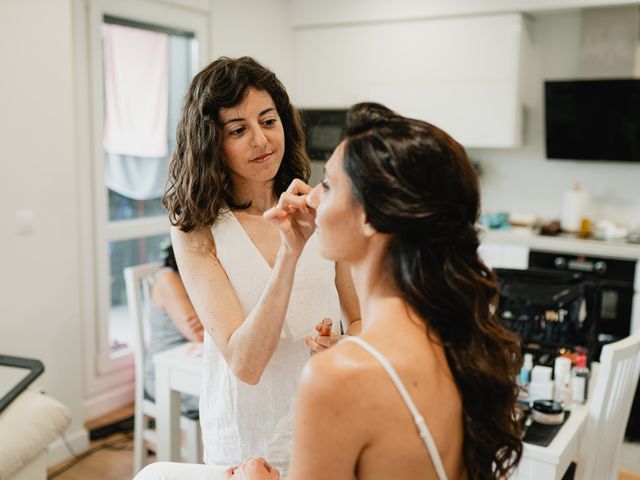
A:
[80,0,208,380]
[101,17,198,356]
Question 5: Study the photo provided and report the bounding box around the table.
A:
[511,403,589,479]
[154,342,589,477]
[154,342,203,462]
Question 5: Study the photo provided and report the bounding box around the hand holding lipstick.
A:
[305,318,341,355]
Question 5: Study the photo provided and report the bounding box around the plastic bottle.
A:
[571,354,590,404]
[519,353,533,386]
[562,374,573,410]
[561,182,588,233]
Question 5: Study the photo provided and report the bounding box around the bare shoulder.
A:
[298,340,380,406]
[153,269,180,292]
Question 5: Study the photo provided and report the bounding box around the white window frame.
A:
[74,0,209,404]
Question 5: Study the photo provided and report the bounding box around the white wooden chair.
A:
[575,330,640,480]
[124,262,203,474]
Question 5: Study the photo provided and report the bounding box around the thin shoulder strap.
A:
[343,336,449,480]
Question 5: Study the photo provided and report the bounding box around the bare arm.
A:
[151,270,203,342]
[305,261,361,354]
[172,225,301,385]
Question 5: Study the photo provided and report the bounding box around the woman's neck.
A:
[350,253,426,336]
[232,177,276,215]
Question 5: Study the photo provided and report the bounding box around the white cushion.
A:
[0,391,71,479]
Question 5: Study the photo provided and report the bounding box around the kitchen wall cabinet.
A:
[292,13,528,148]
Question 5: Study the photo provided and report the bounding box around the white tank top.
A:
[342,336,449,480]
[200,211,341,475]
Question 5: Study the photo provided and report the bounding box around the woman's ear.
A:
[360,210,376,238]
[363,222,376,237]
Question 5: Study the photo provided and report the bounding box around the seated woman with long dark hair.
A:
[137,102,522,480]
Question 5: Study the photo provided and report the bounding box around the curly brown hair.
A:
[163,56,310,232]
[343,102,523,479]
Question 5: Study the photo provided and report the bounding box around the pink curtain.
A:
[103,24,169,157]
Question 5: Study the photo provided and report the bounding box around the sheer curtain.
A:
[103,25,193,201]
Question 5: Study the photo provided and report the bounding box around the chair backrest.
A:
[576,330,640,480]
[124,261,163,402]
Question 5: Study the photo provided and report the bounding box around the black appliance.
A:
[495,267,599,364]
[544,79,640,162]
[300,109,347,161]
[528,251,636,351]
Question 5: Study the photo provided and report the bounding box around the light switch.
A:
[15,210,35,236]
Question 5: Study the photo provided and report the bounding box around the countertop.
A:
[481,228,640,261]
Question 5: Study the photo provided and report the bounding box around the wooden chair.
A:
[124,262,202,474]
[575,330,640,480]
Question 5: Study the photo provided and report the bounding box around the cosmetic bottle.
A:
[561,374,573,410]
[519,353,533,386]
[571,354,590,404]
[554,357,572,403]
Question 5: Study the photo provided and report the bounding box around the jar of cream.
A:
[531,399,564,425]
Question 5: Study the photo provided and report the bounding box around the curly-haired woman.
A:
[162,56,360,475]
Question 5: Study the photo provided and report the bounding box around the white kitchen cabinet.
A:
[292,13,528,148]
[478,242,529,270]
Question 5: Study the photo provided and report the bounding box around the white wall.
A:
[291,0,640,26]
[211,0,293,88]
[471,11,640,227]
[0,0,89,461]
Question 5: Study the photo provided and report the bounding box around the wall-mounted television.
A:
[544,79,640,162]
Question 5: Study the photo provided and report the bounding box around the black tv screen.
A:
[545,79,640,162]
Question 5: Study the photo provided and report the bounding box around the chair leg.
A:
[133,409,146,474]
[196,422,204,464]
[181,418,200,464]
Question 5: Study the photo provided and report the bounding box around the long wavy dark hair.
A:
[163,56,310,232]
[343,103,522,479]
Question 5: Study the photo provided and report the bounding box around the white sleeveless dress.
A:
[200,211,341,475]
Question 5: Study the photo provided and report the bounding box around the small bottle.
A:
[562,374,573,410]
[571,354,590,404]
[519,353,533,386]
[318,318,333,336]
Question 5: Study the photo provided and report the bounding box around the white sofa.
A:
[0,391,71,480]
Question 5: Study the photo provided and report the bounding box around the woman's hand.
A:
[305,318,341,355]
[226,457,280,479]
[263,179,315,258]
[184,314,204,342]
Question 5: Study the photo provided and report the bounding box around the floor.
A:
[47,432,137,480]
[620,441,640,474]
[48,405,141,480]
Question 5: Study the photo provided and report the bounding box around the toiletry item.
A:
[531,400,565,425]
[318,318,333,336]
[529,365,554,402]
[561,183,588,233]
[561,374,573,410]
[519,353,533,386]
[554,357,572,402]
[571,354,590,403]
[531,365,553,384]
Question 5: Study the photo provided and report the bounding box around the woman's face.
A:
[218,88,285,185]
[307,142,368,263]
